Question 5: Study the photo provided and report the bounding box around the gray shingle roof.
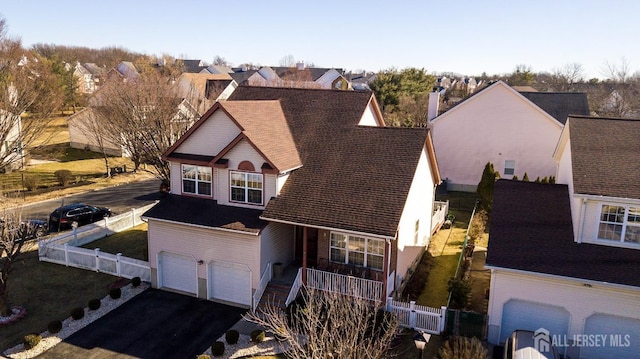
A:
[519,92,590,124]
[486,179,640,287]
[568,116,640,199]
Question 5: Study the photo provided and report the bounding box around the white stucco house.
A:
[142,86,446,309]
[429,80,590,192]
[485,116,640,359]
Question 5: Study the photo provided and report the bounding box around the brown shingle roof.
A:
[177,73,232,98]
[229,86,431,237]
[569,116,640,199]
[487,179,640,287]
[217,100,302,172]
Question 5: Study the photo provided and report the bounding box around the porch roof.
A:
[143,194,267,234]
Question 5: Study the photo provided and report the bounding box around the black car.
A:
[0,218,48,241]
[48,204,111,232]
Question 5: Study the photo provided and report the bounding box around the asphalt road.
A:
[19,179,162,221]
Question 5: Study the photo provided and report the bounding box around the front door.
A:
[295,226,318,267]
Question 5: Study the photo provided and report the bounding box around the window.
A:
[504,160,516,176]
[329,232,385,271]
[230,171,263,205]
[182,165,212,196]
[598,204,640,244]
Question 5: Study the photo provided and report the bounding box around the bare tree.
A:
[599,57,640,117]
[279,54,296,67]
[74,108,116,176]
[0,18,64,171]
[549,62,584,91]
[95,70,196,183]
[0,210,40,316]
[212,55,229,66]
[246,287,399,359]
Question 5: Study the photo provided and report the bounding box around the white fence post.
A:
[64,243,69,266]
[94,248,100,272]
[409,301,417,328]
[440,306,447,333]
[116,253,122,277]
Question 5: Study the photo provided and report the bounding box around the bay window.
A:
[230,171,263,205]
[598,204,640,244]
[182,165,211,196]
[329,232,385,271]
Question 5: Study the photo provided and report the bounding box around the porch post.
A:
[302,226,308,284]
[382,239,390,303]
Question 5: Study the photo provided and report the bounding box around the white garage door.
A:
[208,261,251,307]
[158,252,197,295]
[500,299,570,344]
[581,313,640,359]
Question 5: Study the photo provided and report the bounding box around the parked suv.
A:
[48,204,111,232]
[504,330,560,359]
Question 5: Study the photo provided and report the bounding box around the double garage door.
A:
[499,299,570,344]
[158,252,251,307]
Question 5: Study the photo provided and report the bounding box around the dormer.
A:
[554,115,640,248]
[163,100,301,209]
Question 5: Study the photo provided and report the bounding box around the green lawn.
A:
[0,251,119,351]
[82,223,149,261]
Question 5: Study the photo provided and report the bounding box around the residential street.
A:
[18,179,161,221]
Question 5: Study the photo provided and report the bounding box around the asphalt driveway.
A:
[37,288,246,358]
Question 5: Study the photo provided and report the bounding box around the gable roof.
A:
[519,92,590,124]
[228,86,434,237]
[567,115,640,199]
[178,59,207,73]
[230,70,259,85]
[486,179,640,288]
[177,73,233,98]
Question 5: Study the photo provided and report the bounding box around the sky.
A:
[1,0,638,79]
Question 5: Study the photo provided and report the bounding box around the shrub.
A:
[131,277,141,287]
[522,172,530,182]
[211,341,225,356]
[109,287,122,299]
[438,336,488,359]
[448,277,471,309]
[250,329,265,343]
[88,298,101,310]
[23,334,42,350]
[23,175,39,191]
[225,329,239,344]
[54,169,73,186]
[71,307,85,320]
[47,320,63,334]
[468,209,488,244]
[476,162,498,211]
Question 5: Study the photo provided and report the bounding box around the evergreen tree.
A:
[522,172,530,182]
[477,162,498,211]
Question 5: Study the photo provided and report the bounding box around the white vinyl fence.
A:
[386,298,446,334]
[38,202,157,281]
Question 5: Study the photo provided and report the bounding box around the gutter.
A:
[142,216,261,236]
[259,216,395,241]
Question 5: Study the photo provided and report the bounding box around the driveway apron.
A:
[37,288,246,358]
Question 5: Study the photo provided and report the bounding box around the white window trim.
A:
[229,171,264,205]
[181,164,212,196]
[329,232,384,271]
[596,203,640,245]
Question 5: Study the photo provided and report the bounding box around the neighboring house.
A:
[201,65,234,75]
[143,86,445,309]
[68,108,123,156]
[73,63,106,94]
[485,116,640,359]
[230,64,349,90]
[0,108,24,171]
[174,73,237,115]
[429,80,590,191]
[176,59,208,73]
[106,61,139,83]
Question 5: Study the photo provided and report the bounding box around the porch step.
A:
[257,282,291,312]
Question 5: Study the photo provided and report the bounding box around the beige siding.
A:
[358,102,381,127]
[396,147,436,283]
[68,113,122,156]
[432,83,563,190]
[170,162,181,194]
[260,222,295,275]
[487,270,640,346]
[175,110,240,156]
[148,220,261,288]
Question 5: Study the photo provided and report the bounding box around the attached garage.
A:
[581,313,640,359]
[208,261,252,307]
[499,299,570,344]
[158,252,198,295]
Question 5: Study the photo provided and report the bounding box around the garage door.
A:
[208,261,251,307]
[158,252,197,295]
[581,313,640,359]
[500,299,570,344]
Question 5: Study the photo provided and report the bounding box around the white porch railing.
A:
[252,262,272,311]
[387,298,446,334]
[306,268,383,302]
[285,267,303,306]
[431,200,449,233]
[39,243,150,281]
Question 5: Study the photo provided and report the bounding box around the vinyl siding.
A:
[259,222,295,275]
[432,83,562,189]
[175,110,240,156]
[396,147,436,284]
[147,219,261,288]
[358,101,381,127]
[487,269,640,348]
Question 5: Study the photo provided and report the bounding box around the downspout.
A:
[577,198,586,243]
